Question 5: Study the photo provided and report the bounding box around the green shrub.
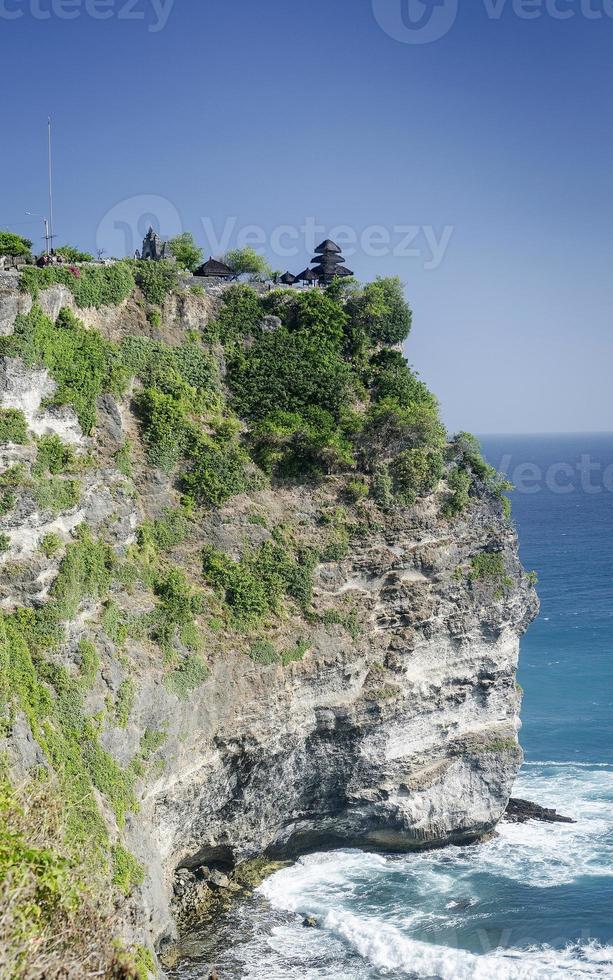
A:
[223,246,271,280]
[390,447,444,505]
[229,326,352,422]
[344,479,369,504]
[151,568,203,653]
[372,463,394,511]
[168,232,203,272]
[322,607,361,641]
[114,679,135,728]
[20,262,134,309]
[211,284,264,344]
[348,276,412,345]
[131,260,178,305]
[50,527,116,621]
[442,466,472,518]
[138,507,189,552]
[0,230,32,256]
[202,540,316,629]
[55,244,94,263]
[250,408,354,477]
[0,490,15,517]
[249,639,279,665]
[41,532,62,558]
[284,289,348,346]
[33,434,76,475]
[119,335,215,392]
[147,307,162,329]
[0,408,28,445]
[134,384,193,470]
[1,306,125,434]
[139,728,167,759]
[0,533,10,553]
[115,441,133,477]
[78,639,99,687]
[181,434,251,508]
[111,844,144,896]
[34,477,81,515]
[249,637,310,667]
[361,398,445,460]
[164,655,209,699]
[369,349,434,408]
[469,552,513,597]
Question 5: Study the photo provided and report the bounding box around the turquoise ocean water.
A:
[174,434,613,979]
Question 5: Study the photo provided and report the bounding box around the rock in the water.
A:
[303,915,318,928]
[505,798,576,824]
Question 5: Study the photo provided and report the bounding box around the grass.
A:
[0,777,148,979]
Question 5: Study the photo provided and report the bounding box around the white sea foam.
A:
[257,762,613,979]
[323,912,613,979]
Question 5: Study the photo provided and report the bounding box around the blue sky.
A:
[1,0,611,434]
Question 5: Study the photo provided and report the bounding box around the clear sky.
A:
[1,0,611,434]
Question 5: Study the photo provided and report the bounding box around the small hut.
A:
[194,257,235,279]
[279,271,297,285]
[310,240,353,284]
[296,268,318,286]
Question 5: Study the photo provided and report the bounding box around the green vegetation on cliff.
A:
[0,268,512,977]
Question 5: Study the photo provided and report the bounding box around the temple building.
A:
[309,239,353,285]
[140,227,175,262]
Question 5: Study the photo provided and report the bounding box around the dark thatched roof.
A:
[194,257,234,278]
[310,252,344,266]
[311,262,354,282]
[279,271,297,284]
[296,268,318,282]
[314,239,342,254]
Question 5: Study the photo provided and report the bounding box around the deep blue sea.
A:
[174,434,613,980]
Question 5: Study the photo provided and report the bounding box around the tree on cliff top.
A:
[169,232,203,273]
[224,246,272,281]
[0,231,32,257]
[55,245,94,263]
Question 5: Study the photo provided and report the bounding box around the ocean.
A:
[173,434,613,980]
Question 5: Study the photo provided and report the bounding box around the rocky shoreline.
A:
[504,797,576,824]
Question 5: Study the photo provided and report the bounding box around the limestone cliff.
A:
[0,270,537,974]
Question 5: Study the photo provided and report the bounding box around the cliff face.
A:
[140,492,535,938]
[0,276,537,963]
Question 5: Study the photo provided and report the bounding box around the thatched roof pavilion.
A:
[194,257,235,279]
[279,271,297,285]
[309,240,352,284]
[296,268,318,284]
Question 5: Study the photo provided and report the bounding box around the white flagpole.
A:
[48,116,54,253]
